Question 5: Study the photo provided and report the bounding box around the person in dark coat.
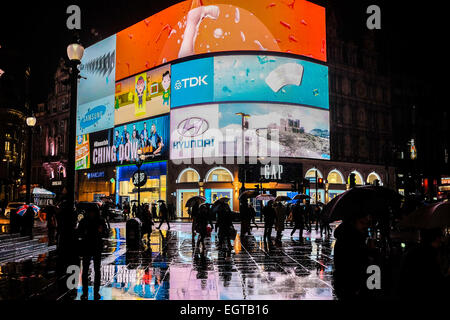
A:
[21,205,35,237]
[77,206,108,300]
[397,228,449,299]
[239,200,251,237]
[157,201,170,230]
[290,201,305,242]
[151,202,157,222]
[191,202,200,241]
[262,200,276,243]
[333,212,371,300]
[216,201,234,252]
[46,206,58,245]
[141,204,153,242]
[195,204,214,254]
[248,203,258,234]
[132,203,137,218]
[304,199,313,233]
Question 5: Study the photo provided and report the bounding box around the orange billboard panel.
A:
[116,0,326,80]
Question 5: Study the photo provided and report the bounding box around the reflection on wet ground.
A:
[72,223,336,300]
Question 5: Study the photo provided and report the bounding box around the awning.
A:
[32,187,56,198]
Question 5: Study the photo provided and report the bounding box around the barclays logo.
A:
[174,75,208,90]
[80,105,106,129]
[177,117,209,137]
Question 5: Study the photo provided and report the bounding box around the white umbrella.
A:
[255,194,275,201]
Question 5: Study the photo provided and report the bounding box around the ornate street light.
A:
[66,40,84,211]
[25,115,36,204]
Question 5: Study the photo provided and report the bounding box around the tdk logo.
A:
[174,75,208,90]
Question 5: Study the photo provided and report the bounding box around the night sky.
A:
[0,0,446,108]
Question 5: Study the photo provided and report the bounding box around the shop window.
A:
[177,168,200,183]
[367,172,382,185]
[327,170,344,184]
[205,167,233,182]
[349,171,364,185]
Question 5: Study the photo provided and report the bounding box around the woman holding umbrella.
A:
[215,198,234,252]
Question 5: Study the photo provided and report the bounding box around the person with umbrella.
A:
[194,203,214,254]
[157,200,170,230]
[262,200,276,244]
[274,201,286,243]
[290,200,305,242]
[215,198,234,252]
[21,204,35,237]
[239,199,251,237]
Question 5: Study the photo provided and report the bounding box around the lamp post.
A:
[25,115,36,204]
[66,41,84,209]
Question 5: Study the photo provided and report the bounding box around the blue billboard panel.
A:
[76,95,115,135]
[170,55,329,109]
[214,55,329,109]
[76,35,116,135]
[113,114,170,164]
[170,57,214,108]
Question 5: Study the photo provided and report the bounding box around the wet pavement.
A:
[0,220,337,300]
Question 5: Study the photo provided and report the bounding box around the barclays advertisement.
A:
[76,35,116,135]
[114,114,170,164]
[171,55,328,109]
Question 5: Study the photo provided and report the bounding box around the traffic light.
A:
[349,173,356,188]
[317,178,324,188]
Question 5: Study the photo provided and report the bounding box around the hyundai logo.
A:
[177,117,209,137]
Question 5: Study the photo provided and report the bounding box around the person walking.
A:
[151,202,157,223]
[274,202,286,242]
[46,206,58,245]
[333,212,372,300]
[262,200,276,243]
[216,200,234,252]
[248,203,258,235]
[239,200,251,237]
[21,205,35,238]
[195,203,214,254]
[132,203,137,218]
[101,202,111,229]
[191,202,200,241]
[290,201,305,242]
[157,201,170,230]
[77,206,108,300]
[304,199,313,233]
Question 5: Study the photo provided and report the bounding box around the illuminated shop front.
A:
[116,161,167,206]
[77,166,116,202]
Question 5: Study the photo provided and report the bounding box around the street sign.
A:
[132,171,147,187]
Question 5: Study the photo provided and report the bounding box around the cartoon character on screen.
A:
[149,123,163,156]
[135,74,147,115]
[161,71,171,106]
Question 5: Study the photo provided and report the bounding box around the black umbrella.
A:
[324,186,403,223]
[185,196,206,208]
[275,195,291,202]
[399,201,450,229]
[293,193,311,200]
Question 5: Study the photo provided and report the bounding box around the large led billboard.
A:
[170,103,330,161]
[114,64,171,125]
[75,114,169,170]
[76,35,116,135]
[171,54,328,109]
[115,0,326,80]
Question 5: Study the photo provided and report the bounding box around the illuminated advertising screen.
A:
[171,54,328,108]
[115,0,326,80]
[114,64,171,125]
[76,35,116,135]
[170,103,329,160]
[76,129,115,170]
[114,114,170,164]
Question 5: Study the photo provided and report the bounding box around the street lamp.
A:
[66,41,84,210]
[25,115,36,204]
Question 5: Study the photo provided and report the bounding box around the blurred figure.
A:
[397,228,449,299]
[151,202,157,222]
[333,212,371,300]
[290,201,305,242]
[216,200,234,252]
[46,206,58,245]
[101,202,110,229]
[248,203,258,235]
[21,205,35,238]
[191,202,200,241]
[168,201,176,221]
[141,204,153,242]
[239,200,251,237]
[157,201,170,230]
[122,201,129,220]
[195,203,214,254]
[274,202,286,242]
[304,199,313,233]
[77,206,108,300]
[132,203,137,218]
[262,200,276,243]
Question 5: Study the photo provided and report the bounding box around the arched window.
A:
[327,169,345,184]
[305,168,323,179]
[205,167,233,182]
[349,170,364,185]
[177,168,200,183]
[367,172,382,185]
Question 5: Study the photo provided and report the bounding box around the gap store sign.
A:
[171,54,328,109]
